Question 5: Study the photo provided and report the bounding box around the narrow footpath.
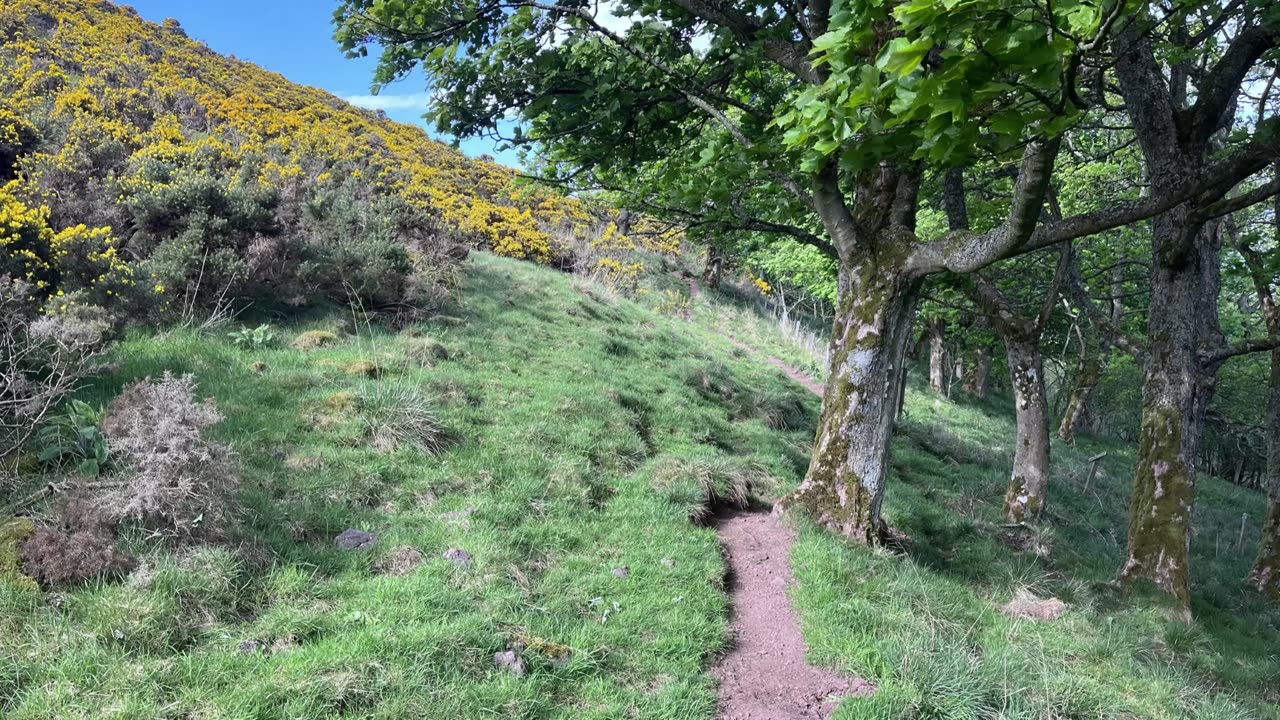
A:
[712,511,873,718]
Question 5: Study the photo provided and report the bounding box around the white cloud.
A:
[342,92,433,112]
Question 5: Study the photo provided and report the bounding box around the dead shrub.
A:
[1,280,110,467]
[101,372,239,539]
[22,498,134,587]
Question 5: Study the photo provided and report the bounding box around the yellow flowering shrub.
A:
[1,181,135,305]
[0,0,609,272]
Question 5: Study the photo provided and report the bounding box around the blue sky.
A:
[120,0,522,165]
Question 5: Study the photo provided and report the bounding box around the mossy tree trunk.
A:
[784,141,1061,543]
[968,265,1064,524]
[781,247,921,543]
[1004,337,1050,522]
[1242,188,1280,601]
[928,320,947,393]
[1111,18,1254,614]
[1058,348,1102,445]
[1249,347,1280,601]
[963,344,993,399]
[1119,210,1219,612]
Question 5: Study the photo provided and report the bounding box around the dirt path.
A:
[685,277,824,399]
[722,336,823,399]
[713,511,872,718]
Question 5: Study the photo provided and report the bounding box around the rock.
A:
[1000,591,1067,621]
[443,547,473,566]
[334,528,377,551]
[612,566,630,578]
[494,649,526,677]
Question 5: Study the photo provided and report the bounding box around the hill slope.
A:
[2,253,1278,719]
[0,0,591,295]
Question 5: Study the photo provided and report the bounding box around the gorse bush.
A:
[21,497,133,588]
[101,372,239,539]
[0,0,624,322]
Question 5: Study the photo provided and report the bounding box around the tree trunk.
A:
[964,345,993,399]
[1004,337,1051,522]
[928,320,946,393]
[1248,189,1280,601]
[1058,349,1102,444]
[1254,415,1280,598]
[780,254,920,543]
[1120,213,1218,612]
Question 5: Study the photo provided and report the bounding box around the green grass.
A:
[793,386,1280,719]
[2,251,1279,719]
[1,252,815,719]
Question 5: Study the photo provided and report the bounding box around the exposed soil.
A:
[713,511,872,718]
[758,353,823,398]
[684,276,824,399]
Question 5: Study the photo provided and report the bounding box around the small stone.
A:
[612,566,630,578]
[494,649,526,677]
[335,528,377,550]
[444,547,473,566]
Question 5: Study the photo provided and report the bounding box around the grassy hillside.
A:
[3,252,1278,719]
[1,252,816,718]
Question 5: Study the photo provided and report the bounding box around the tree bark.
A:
[964,344,993,399]
[1004,336,1051,522]
[1251,349,1280,599]
[1247,185,1280,601]
[1111,17,1244,613]
[1058,347,1102,444]
[1119,213,1218,612]
[928,319,947,393]
[969,270,1060,524]
[781,250,920,543]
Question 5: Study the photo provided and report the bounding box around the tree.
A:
[1236,177,1280,601]
[336,0,1280,543]
[1108,6,1279,610]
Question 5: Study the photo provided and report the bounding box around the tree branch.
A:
[1201,336,1280,366]
[1181,24,1277,147]
[906,136,1061,275]
[665,0,818,83]
[1195,174,1280,221]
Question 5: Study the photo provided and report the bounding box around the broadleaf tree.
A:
[335,0,1280,546]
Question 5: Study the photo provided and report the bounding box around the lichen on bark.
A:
[1121,403,1194,610]
[1251,500,1280,602]
[778,242,919,545]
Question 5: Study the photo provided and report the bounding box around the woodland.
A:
[2,0,1280,718]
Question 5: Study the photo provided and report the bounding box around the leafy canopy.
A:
[335,0,1110,248]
